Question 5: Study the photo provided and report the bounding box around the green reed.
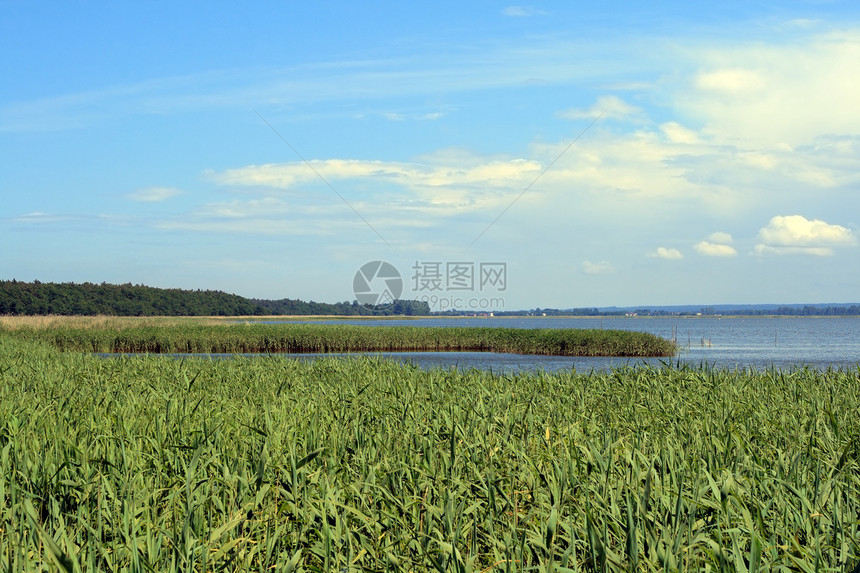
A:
[7,322,677,357]
[1,336,859,572]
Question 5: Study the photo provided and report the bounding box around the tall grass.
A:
[0,314,221,331]
[6,322,677,357]
[1,336,859,571]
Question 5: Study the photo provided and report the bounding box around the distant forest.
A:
[687,305,860,316]
[2,280,857,317]
[0,280,431,316]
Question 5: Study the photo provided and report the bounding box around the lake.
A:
[240,316,860,373]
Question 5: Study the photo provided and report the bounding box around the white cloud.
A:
[35,28,854,253]
[156,193,437,240]
[378,108,448,121]
[649,247,683,260]
[695,68,766,94]
[582,260,616,275]
[194,197,291,218]
[212,158,541,190]
[753,244,835,257]
[207,124,754,237]
[758,214,855,246]
[208,156,544,219]
[754,214,856,256]
[558,95,641,121]
[156,197,310,235]
[707,231,733,244]
[694,241,738,257]
[126,186,182,202]
[680,31,860,147]
[204,98,859,248]
[738,151,778,171]
[530,131,720,206]
[660,122,700,145]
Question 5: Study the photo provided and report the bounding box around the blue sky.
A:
[2,1,859,310]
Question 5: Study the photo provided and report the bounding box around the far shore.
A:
[2,313,853,332]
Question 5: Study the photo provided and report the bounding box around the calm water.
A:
[238,316,860,373]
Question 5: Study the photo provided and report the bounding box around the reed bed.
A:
[6,322,677,357]
[0,315,221,331]
[1,336,859,571]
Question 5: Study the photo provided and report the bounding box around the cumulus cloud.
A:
[649,247,683,259]
[755,214,856,255]
[692,231,736,256]
[582,260,616,275]
[706,231,733,244]
[126,186,181,202]
[758,214,854,246]
[694,242,738,257]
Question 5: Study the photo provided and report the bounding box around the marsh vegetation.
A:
[3,319,677,357]
[1,330,858,571]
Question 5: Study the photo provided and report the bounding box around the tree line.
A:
[720,305,860,316]
[0,280,430,316]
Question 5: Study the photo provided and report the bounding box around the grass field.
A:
[1,329,859,571]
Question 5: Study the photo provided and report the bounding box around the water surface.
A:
[218,316,860,372]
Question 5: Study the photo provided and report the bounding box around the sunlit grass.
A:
[1,336,858,571]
